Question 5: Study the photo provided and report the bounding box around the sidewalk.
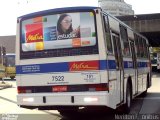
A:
[0,81,12,90]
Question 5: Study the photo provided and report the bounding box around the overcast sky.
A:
[125,0,160,14]
[0,0,160,36]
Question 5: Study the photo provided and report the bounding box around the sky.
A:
[125,0,160,14]
[0,0,160,36]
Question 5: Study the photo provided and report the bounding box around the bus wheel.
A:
[123,83,132,114]
[58,107,78,118]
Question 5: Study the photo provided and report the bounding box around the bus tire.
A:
[58,107,78,118]
[142,89,147,97]
[123,82,132,114]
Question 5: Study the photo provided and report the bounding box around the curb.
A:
[0,82,12,90]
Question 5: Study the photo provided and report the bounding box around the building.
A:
[0,35,16,53]
[99,0,134,16]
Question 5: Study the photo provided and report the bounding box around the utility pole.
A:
[1,46,6,84]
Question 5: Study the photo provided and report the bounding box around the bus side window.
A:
[112,35,119,69]
[142,39,148,58]
[134,34,140,58]
[103,15,113,55]
[111,32,122,70]
[139,37,145,58]
[146,42,150,59]
[120,25,131,57]
[138,37,142,57]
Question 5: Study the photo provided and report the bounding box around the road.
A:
[0,80,61,120]
[0,73,160,120]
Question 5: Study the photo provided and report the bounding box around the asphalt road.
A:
[0,73,160,120]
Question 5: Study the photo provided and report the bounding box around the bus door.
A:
[112,33,124,103]
[130,41,138,94]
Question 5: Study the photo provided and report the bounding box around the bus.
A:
[150,52,157,71]
[157,53,160,70]
[16,7,151,116]
[150,52,160,72]
[5,54,16,79]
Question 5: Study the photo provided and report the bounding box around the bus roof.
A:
[18,6,99,20]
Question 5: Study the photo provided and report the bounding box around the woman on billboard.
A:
[57,14,80,40]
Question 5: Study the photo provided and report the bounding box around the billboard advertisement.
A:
[21,12,96,52]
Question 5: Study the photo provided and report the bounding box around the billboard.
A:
[21,12,96,52]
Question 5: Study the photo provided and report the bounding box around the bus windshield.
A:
[6,55,15,67]
[20,11,98,59]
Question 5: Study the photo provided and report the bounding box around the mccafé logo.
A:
[69,61,99,71]
[27,33,43,42]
